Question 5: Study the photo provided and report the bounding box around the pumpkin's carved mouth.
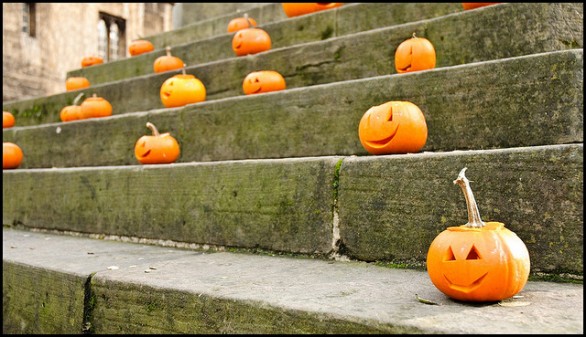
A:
[444,272,488,293]
[397,46,413,72]
[362,107,399,148]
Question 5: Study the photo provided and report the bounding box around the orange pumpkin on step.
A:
[65,77,91,91]
[462,3,499,10]
[134,122,180,164]
[160,68,206,108]
[3,111,15,128]
[358,101,428,155]
[242,70,286,95]
[227,13,257,33]
[3,142,24,169]
[281,3,343,17]
[60,93,85,122]
[129,39,155,56]
[232,27,271,56]
[81,56,104,68]
[80,94,113,119]
[153,46,185,73]
[395,33,436,74]
[426,168,530,302]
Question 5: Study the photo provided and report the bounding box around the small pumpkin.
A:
[153,46,185,73]
[242,70,286,95]
[134,122,180,164]
[65,77,91,91]
[358,101,427,155]
[395,33,436,74]
[426,168,530,302]
[3,142,24,169]
[80,94,113,119]
[160,68,206,108]
[81,56,104,68]
[3,111,15,128]
[462,3,499,10]
[227,13,257,33]
[129,39,155,56]
[60,93,85,122]
[232,27,271,56]
[281,3,343,17]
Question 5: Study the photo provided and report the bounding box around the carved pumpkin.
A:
[3,142,24,169]
[3,111,15,128]
[462,3,499,10]
[281,3,343,17]
[160,68,206,108]
[129,39,155,56]
[227,13,257,33]
[81,56,104,68]
[80,94,113,119]
[232,27,271,56]
[426,168,531,302]
[134,122,180,164]
[358,101,427,155]
[242,70,286,95]
[60,93,85,122]
[153,46,185,73]
[65,77,91,91]
[395,33,436,74]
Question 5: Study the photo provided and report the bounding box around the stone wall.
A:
[2,3,174,102]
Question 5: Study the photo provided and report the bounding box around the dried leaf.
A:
[416,294,441,305]
[498,301,531,307]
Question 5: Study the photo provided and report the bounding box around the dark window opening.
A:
[22,3,36,37]
[98,12,126,62]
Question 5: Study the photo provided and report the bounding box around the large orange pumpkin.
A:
[462,3,499,10]
[65,77,91,91]
[60,93,85,122]
[358,101,427,155]
[80,94,113,119]
[160,69,206,108]
[81,56,104,68]
[232,27,271,56]
[426,168,530,302]
[129,39,155,56]
[134,122,180,164]
[3,142,24,169]
[395,33,436,74]
[227,13,257,33]
[3,111,15,128]
[153,46,185,73]
[281,3,343,17]
[242,70,286,95]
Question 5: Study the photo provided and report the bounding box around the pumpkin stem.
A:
[73,92,85,106]
[244,13,254,27]
[181,65,186,76]
[146,122,160,136]
[165,46,171,57]
[412,32,417,39]
[454,167,485,228]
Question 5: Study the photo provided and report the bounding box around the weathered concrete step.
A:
[66,3,461,86]
[3,50,583,169]
[4,3,582,127]
[3,144,583,275]
[3,227,583,334]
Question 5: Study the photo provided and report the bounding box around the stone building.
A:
[2,3,175,102]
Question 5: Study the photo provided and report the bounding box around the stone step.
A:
[3,144,583,276]
[3,3,582,127]
[3,50,583,169]
[3,227,583,334]
[172,3,283,30]
[67,3,461,86]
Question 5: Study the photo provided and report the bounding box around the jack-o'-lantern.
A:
[242,70,286,95]
[3,142,24,169]
[462,3,499,10]
[153,46,185,73]
[227,13,257,33]
[281,3,343,17]
[3,111,15,128]
[134,122,180,164]
[81,56,103,68]
[232,27,271,56]
[160,68,206,108]
[395,33,436,74]
[80,94,113,119]
[426,168,530,302]
[358,101,427,155]
[129,39,155,56]
[65,77,91,91]
[60,93,85,122]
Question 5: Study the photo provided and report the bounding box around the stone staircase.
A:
[3,3,583,334]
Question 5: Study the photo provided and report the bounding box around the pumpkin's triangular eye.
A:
[466,245,481,260]
[446,247,455,261]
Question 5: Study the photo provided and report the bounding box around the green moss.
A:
[321,25,334,40]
